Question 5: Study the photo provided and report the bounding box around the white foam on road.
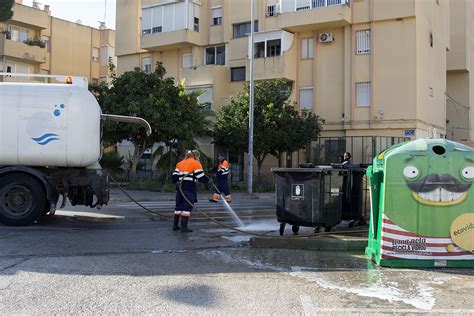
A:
[200,250,464,312]
[300,295,316,316]
[289,267,454,311]
[237,221,278,232]
[222,235,251,243]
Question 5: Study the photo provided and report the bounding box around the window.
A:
[356,82,371,107]
[254,42,265,58]
[212,7,222,25]
[299,87,313,110]
[356,30,371,54]
[142,57,152,74]
[301,38,314,59]
[233,21,258,38]
[141,8,152,36]
[182,53,192,68]
[141,3,186,35]
[8,25,28,43]
[254,39,282,58]
[430,32,433,47]
[267,39,281,57]
[296,0,311,11]
[42,36,50,52]
[194,17,200,32]
[205,45,225,65]
[267,0,279,16]
[186,86,213,110]
[231,67,246,82]
[193,3,200,32]
[6,66,12,73]
[92,48,100,63]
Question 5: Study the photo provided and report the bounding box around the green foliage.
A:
[253,174,275,193]
[0,0,14,22]
[214,80,324,173]
[89,62,211,176]
[23,38,46,48]
[100,151,124,170]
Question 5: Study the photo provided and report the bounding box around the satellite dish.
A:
[76,19,82,25]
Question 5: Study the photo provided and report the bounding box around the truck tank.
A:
[0,82,101,167]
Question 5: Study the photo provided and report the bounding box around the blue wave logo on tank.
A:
[31,133,60,145]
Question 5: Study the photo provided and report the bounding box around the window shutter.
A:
[356,30,371,54]
[299,87,313,110]
[183,53,192,68]
[356,82,371,106]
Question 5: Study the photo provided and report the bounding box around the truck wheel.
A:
[0,173,46,226]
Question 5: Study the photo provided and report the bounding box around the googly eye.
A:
[461,167,474,180]
[403,166,419,179]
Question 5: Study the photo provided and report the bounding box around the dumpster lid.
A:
[271,166,333,173]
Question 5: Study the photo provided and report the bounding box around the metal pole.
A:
[104,0,107,24]
[247,0,255,195]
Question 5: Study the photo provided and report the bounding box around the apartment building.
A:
[446,0,474,141]
[0,0,116,83]
[116,0,474,167]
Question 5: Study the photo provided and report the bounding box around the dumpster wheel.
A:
[292,225,300,235]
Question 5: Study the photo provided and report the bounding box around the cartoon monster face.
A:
[383,141,474,237]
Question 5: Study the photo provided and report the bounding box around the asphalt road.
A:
[0,198,473,315]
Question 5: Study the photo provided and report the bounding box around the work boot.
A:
[209,193,220,203]
[180,216,193,233]
[172,215,181,231]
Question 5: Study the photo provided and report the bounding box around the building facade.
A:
[0,0,116,83]
[446,0,474,141]
[116,0,472,168]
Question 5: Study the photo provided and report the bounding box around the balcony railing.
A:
[269,0,350,16]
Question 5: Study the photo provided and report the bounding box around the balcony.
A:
[247,55,296,81]
[140,1,204,51]
[0,39,47,64]
[278,0,351,32]
[141,29,202,51]
[180,65,228,87]
[12,4,49,29]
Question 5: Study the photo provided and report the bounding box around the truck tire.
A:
[0,173,47,226]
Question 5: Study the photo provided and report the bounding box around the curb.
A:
[249,235,367,251]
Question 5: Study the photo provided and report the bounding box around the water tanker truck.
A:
[0,74,151,226]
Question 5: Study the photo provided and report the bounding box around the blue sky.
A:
[21,0,116,29]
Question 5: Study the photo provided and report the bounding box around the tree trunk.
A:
[256,154,267,176]
[277,151,282,168]
[130,139,146,181]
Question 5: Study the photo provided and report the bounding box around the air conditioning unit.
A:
[319,33,334,43]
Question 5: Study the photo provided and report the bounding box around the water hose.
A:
[109,174,368,239]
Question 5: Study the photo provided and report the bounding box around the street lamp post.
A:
[247,0,255,195]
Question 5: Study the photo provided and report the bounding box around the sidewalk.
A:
[109,188,275,203]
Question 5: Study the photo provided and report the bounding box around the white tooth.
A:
[418,192,428,200]
[453,193,462,201]
[440,188,452,202]
[430,189,441,202]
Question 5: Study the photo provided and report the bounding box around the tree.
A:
[0,0,14,22]
[90,62,211,178]
[214,80,324,174]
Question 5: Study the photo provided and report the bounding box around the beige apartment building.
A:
[0,0,116,83]
[116,0,473,169]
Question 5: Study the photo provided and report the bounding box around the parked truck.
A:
[0,74,151,226]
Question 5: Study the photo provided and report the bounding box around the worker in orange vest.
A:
[172,150,209,232]
[209,153,232,203]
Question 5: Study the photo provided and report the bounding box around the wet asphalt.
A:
[0,196,473,315]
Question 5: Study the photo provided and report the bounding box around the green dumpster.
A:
[365,139,474,268]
